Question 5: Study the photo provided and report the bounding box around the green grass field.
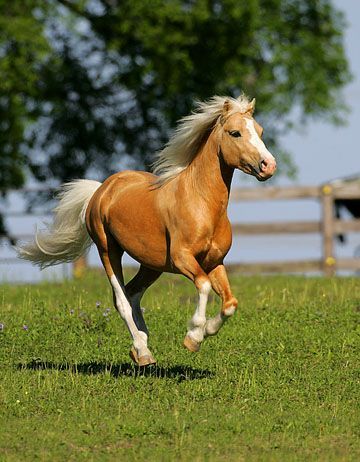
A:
[0,271,359,461]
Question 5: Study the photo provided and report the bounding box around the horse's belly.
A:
[112,222,168,270]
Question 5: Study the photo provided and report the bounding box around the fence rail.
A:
[229,182,360,276]
[1,182,360,277]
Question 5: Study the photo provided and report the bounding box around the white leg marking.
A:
[187,280,211,344]
[205,305,235,337]
[223,305,236,317]
[110,275,151,358]
[205,313,225,336]
[245,119,275,163]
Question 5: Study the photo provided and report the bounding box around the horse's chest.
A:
[196,219,232,266]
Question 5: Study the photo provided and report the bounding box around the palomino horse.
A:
[19,95,276,366]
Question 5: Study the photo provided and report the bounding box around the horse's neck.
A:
[182,130,234,212]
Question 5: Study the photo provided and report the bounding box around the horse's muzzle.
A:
[258,157,277,180]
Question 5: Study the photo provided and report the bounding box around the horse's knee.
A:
[197,279,211,295]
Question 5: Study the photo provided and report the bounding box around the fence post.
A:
[321,184,335,276]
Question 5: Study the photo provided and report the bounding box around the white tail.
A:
[17,180,102,269]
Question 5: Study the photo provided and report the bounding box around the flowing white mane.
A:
[152,94,250,184]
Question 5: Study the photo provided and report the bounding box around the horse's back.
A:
[88,169,154,204]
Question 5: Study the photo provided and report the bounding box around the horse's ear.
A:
[223,99,231,113]
[246,98,256,115]
[220,100,231,124]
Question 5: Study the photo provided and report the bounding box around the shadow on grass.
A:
[17,359,214,382]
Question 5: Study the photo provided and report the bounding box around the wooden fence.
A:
[1,182,360,277]
[228,182,360,276]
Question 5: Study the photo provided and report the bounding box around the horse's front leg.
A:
[204,264,238,337]
[172,251,211,352]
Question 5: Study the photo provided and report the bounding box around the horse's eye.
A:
[229,130,241,138]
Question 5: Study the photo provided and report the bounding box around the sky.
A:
[1,0,359,282]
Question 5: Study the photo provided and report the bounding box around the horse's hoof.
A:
[183,335,201,352]
[129,347,156,367]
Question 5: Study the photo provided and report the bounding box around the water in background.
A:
[1,191,359,283]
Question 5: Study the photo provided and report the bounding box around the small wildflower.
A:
[96,301,101,307]
[22,325,28,331]
[16,400,20,404]
[69,309,74,315]
[0,322,4,331]
[103,308,111,320]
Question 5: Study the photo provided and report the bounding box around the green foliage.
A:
[0,273,359,460]
[0,0,49,193]
[0,0,352,193]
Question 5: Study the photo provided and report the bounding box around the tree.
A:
[0,0,352,202]
[44,0,350,180]
[0,0,51,238]
[0,1,50,191]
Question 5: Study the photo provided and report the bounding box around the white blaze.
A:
[245,119,275,162]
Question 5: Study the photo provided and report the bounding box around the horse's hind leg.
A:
[204,264,238,337]
[97,236,156,366]
[125,265,162,336]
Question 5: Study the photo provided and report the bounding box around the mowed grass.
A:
[0,270,359,461]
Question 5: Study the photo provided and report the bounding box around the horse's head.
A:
[218,99,276,181]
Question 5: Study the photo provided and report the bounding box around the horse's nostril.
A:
[260,159,268,171]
